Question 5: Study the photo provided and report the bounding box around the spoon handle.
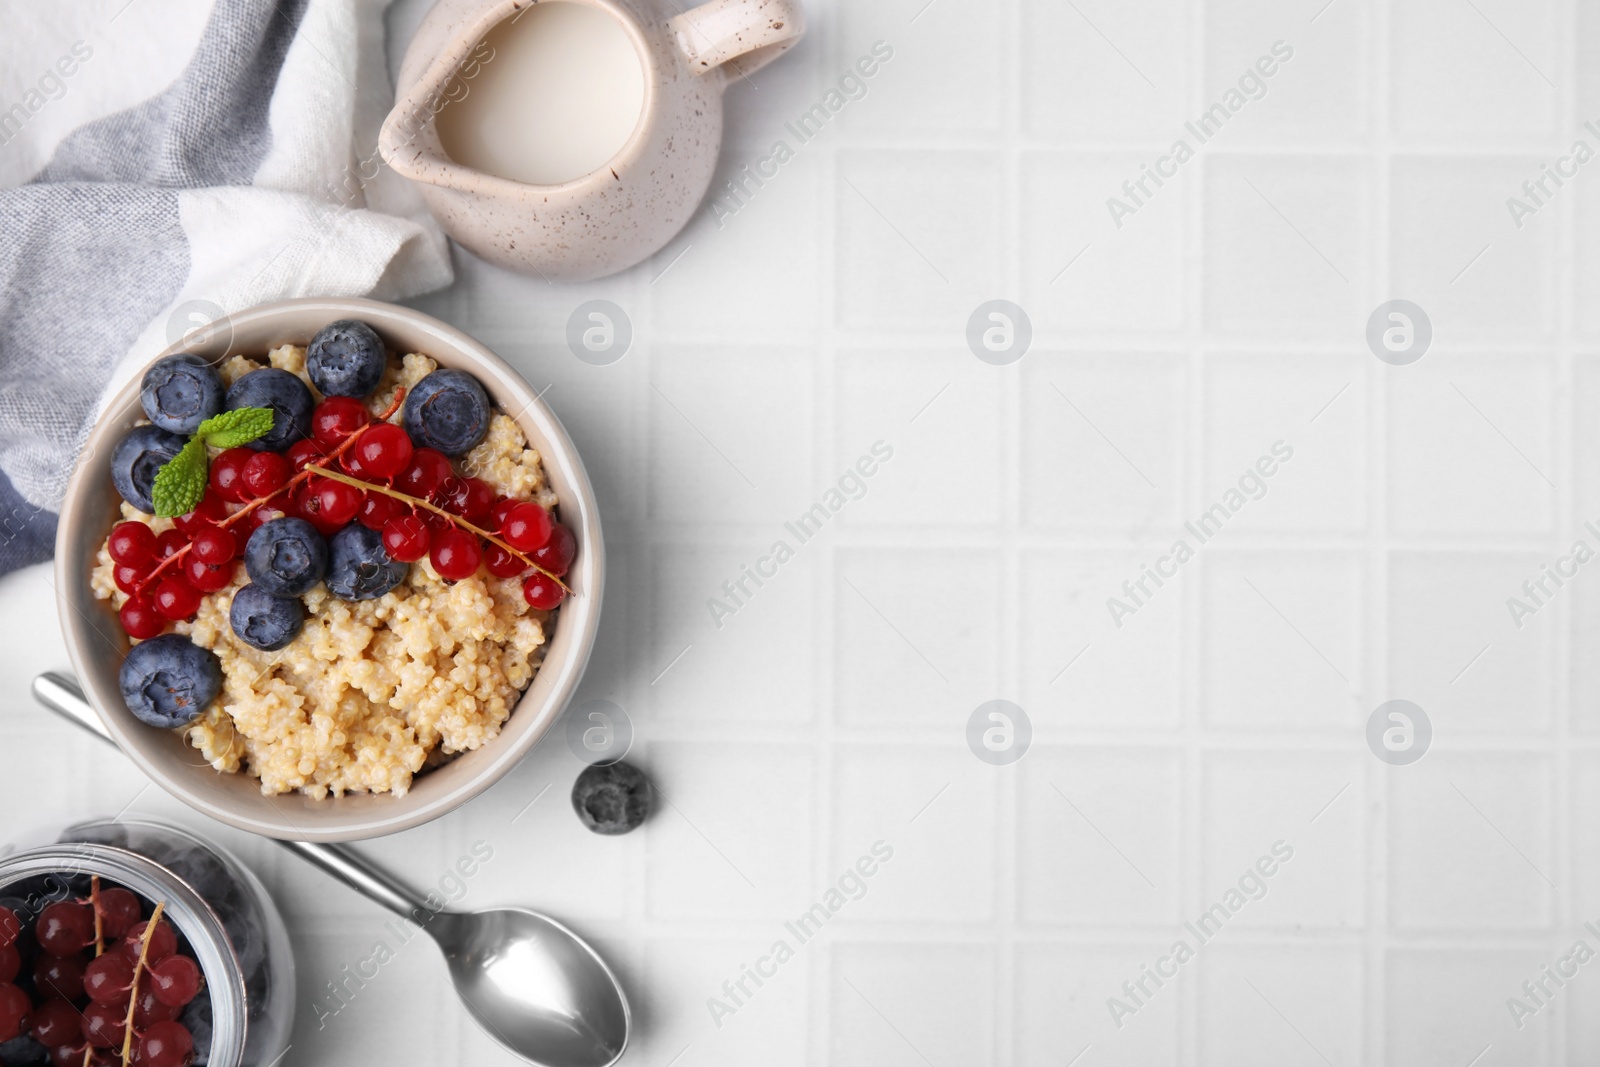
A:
[31,672,428,921]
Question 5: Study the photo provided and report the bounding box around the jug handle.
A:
[668,0,806,79]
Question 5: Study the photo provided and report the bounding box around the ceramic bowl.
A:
[55,297,604,841]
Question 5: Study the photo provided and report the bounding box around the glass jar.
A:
[0,819,294,1067]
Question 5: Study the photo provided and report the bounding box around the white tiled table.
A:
[4,0,1596,1063]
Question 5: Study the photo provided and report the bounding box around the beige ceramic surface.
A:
[380,0,805,281]
[55,298,604,842]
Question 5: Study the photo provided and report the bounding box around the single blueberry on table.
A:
[111,425,186,513]
[118,634,222,729]
[244,517,328,596]
[307,319,387,398]
[403,368,491,456]
[140,354,224,435]
[225,368,312,451]
[324,524,408,601]
[571,761,652,835]
[229,584,304,651]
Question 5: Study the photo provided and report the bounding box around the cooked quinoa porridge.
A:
[95,336,569,798]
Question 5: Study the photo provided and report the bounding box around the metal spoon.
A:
[31,672,631,1067]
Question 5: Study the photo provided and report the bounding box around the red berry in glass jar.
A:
[174,493,229,537]
[0,946,15,985]
[34,953,85,1000]
[395,447,450,499]
[155,529,188,560]
[83,953,135,1004]
[438,475,494,521]
[149,954,201,1008]
[97,887,141,939]
[241,449,291,497]
[36,902,93,956]
[531,522,575,578]
[132,986,179,1028]
[113,562,151,597]
[120,594,166,639]
[0,907,17,948]
[138,1020,195,1067]
[189,526,236,564]
[28,997,79,1048]
[357,491,405,530]
[381,515,430,563]
[0,982,29,1042]
[153,575,204,620]
[108,521,157,565]
[501,502,552,552]
[81,1000,125,1047]
[311,395,370,447]
[522,572,565,611]
[184,553,236,593]
[354,421,414,480]
[286,437,328,472]
[313,480,362,525]
[208,447,254,502]
[119,919,177,963]
[430,529,482,581]
[483,542,526,579]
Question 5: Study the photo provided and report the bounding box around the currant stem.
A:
[121,900,165,1067]
[90,875,103,958]
[311,466,574,593]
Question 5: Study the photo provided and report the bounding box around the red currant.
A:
[137,1020,194,1067]
[313,480,361,525]
[190,526,236,564]
[120,595,166,639]
[37,902,93,956]
[355,422,414,479]
[292,483,347,538]
[531,523,575,578]
[430,529,482,581]
[483,543,527,578]
[488,497,516,531]
[113,562,151,597]
[0,907,17,948]
[153,576,203,620]
[132,986,178,1028]
[396,448,450,499]
[241,449,291,497]
[174,493,228,537]
[96,888,141,939]
[439,476,494,522]
[83,954,135,1004]
[118,919,176,964]
[501,503,552,552]
[208,447,254,502]
[286,437,328,472]
[81,1000,125,1048]
[244,505,287,538]
[28,998,79,1048]
[311,396,369,447]
[184,554,235,593]
[381,516,430,563]
[149,955,201,1008]
[155,529,188,560]
[0,983,29,1043]
[108,521,156,565]
[0,946,14,985]
[34,953,84,1000]
[358,491,405,530]
[339,444,368,478]
[522,571,566,611]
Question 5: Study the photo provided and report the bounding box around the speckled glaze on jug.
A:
[382,0,805,281]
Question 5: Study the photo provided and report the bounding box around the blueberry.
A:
[229,584,304,651]
[118,634,222,729]
[403,369,491,456]
[571,761,652,835]
[0,1034,47,1065]
[307,319,387,398]
[225,368,312,452]
[244,517,327,596]
[110,425,186,513]
[139,354,224,434]
[324,524,407,601]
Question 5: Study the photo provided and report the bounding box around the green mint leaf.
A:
[198,407,274,449]
[151,437,209,518]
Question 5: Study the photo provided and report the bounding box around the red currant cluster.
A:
[0,886,204,1067]
[107,392,574,641]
